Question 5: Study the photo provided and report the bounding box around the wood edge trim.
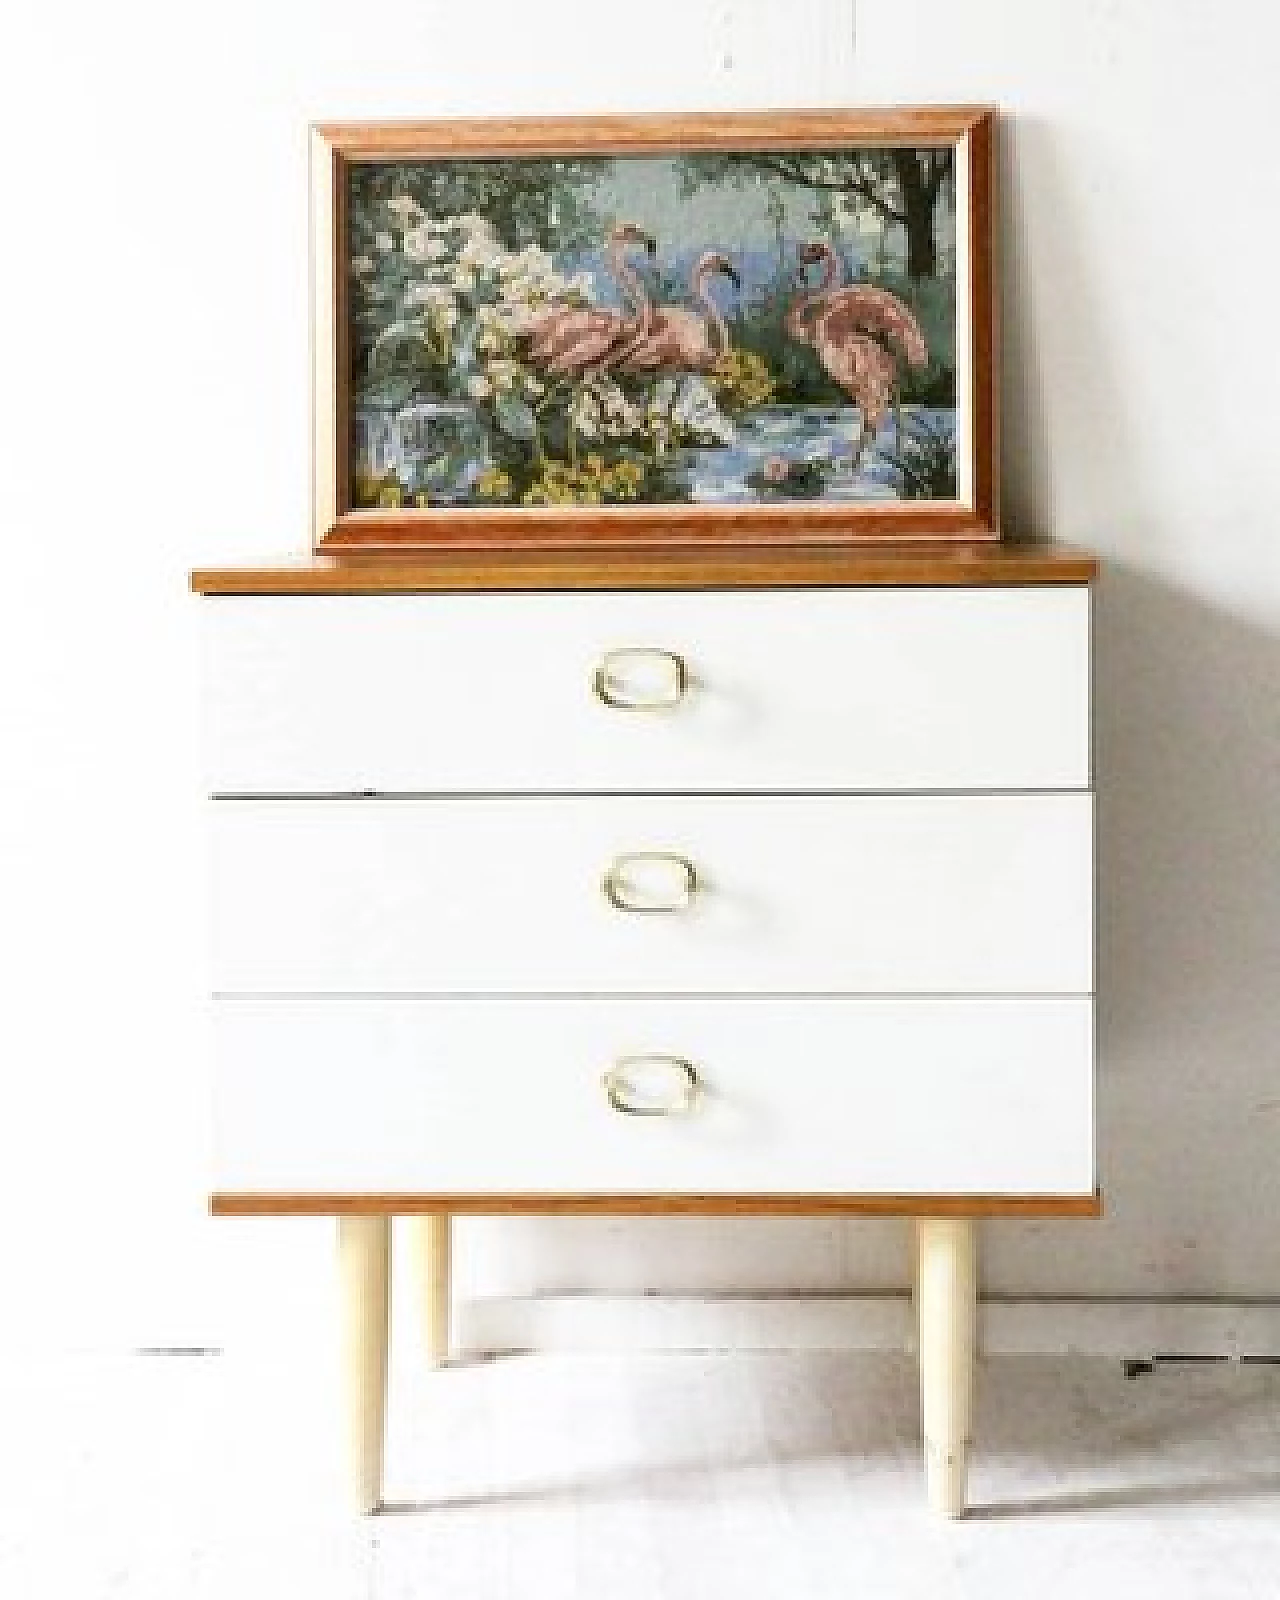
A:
[210,1191,1104,1219]
[189,570,1099,594]
[311,106,999,158]
[318,502,995,544]
[312,106,1001,552]
[309,129,342,550]
[189,547,1100,594]
[969,109,998,533]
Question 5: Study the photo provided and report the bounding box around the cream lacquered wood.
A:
[210,792,1093,995]
[410,1212,451,1369]
[202,588,1090,795]
[336,1215,389,1514]
[211,995,1095,1198]
[916,1218,978,1517]
[199,570,1098,1520]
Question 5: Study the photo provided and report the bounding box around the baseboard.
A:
[457,1293,1280,1360]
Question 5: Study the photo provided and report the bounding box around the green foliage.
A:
[353,466,400,509]
[522,453,648,506]
[677,148,953,210]
[880,414,959,500]
[348,163,604,394]
[492,390,538,442]
[350,158,606,257]
[346,159,958,508]
[867,269,956,402]
[708,348,777,413]
[725,286,841,406]
[713,262,955,409]
[677,147,955,281]
[460,445,690,509]
[744,456,832,499]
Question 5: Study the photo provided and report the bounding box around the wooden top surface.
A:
[211,1191,1103,1219]
[191,541,1097,595]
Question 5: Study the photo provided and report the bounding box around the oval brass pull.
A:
[602,1055,701,1117]
[592,648,689,711]
[601,851,699,913]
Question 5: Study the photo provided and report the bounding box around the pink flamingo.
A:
[519,222,655,379]
[614,251,741,374]
[785,240,929,464]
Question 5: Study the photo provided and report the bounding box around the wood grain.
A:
[313,107,998,158]
[191,540,1097,594]
[336,1215,389,1513]
[309,107,999,550]
[320,504,994,549]
[968,109,998,533]
[211,1192,1103,1219]
[308,128,341,549]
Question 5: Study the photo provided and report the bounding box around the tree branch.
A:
[924,149,953,201]
[745,154,907,225]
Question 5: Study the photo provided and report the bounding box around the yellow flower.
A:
[521,453,652,507]
[476,467,512,500]
[378,483,403,509]
[710,348,775,412]
[354,468,393,507]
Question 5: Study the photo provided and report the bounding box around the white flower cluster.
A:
[366,201,599,415]
[568,377,644,440]
[647,376,736,449]
[358,196,739,473]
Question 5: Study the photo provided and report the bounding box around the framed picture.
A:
[311,108,997,550]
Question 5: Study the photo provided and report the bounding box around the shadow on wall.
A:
[993,562,1280,1297]
[1086,565,1280,1292]
[990,115,1280,1298]
[997,113,1147,546]
[1094,565,1280,1056]
[461,115,1280,1308]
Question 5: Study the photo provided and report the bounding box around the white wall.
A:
[0,0,1276,1353]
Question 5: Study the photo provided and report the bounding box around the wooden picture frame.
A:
[311,107,997,551]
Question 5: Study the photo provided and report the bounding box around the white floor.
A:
[1,1348,1278,1600]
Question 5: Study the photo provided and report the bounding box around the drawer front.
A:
[211,794,1093,994]
[213,995,1095,1197]
[203,589,1091,794]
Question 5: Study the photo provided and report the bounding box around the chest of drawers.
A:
[193,542,1099,1519]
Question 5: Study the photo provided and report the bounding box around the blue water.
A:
[681,405,954,503]
[354,400,955,505]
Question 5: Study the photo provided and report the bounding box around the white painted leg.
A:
[337,1215,390,1514]
[915,1217,977,1518]
[410,1211,451,1368]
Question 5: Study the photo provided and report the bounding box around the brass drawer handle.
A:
[601,851,699,913]
[592,647,689,711]
[602,1055,702,1117]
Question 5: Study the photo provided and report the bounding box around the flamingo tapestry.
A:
[347,147,960,511]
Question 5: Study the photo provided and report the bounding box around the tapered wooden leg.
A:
[337,1216,390,1514]
[410,1211,451,1368]
[915,1217,977,1518]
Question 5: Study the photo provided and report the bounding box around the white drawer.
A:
[202,589,1091,794]
[212,995,1095,1197]
[210,793,1093,994]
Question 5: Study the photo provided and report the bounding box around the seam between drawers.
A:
[210,786,1097,800]
[211,989,1098,1001]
